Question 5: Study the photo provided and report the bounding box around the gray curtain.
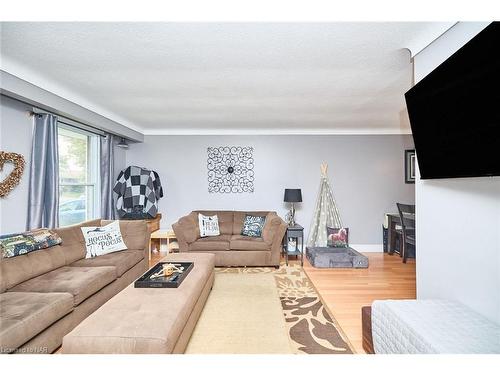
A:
[100,134,116,219]
[27,114,59,230]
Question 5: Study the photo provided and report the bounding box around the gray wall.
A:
[0,95,127,234]
[414,22,500,324]
[126,134,415,249]
[1,94,415,251]
[0,96,33,234]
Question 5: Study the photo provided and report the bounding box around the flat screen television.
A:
[405,22,500,179]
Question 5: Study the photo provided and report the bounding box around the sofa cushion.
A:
[81,221,128,258]
[0,229,62,259]
[0,292,73,352]
[9,266,116,306]
[188,235,231,251]
[197,214,220,237]
[70,250,144,278]
[230,235,271,251]
[196,211,234,235]
[0,245,67,292]
[233,211,271,234]
[54,219,102,265]
[240,214,267,237]
[101,220,149,251]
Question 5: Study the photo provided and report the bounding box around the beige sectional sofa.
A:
[173,210,287,267]
[0,219,149,354]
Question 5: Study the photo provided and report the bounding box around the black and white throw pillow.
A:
[81,221,127,258]
[198,214,220,237]
[241,215,266,237]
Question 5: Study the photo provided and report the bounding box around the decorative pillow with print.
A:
[0,229,62,259]
[241,215,266,237]
[327,227,349,248]
[198,214,220,237]
[81,220,127,258]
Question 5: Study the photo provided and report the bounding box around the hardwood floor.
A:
[149,250,415,354]
[302,252,416,354]
[149,249,169,268]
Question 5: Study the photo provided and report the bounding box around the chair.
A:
[396,203,415,263]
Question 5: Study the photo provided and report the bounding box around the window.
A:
[58,125,100,226]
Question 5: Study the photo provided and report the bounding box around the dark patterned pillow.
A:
[0,229,63,259]
[241,215,266,237]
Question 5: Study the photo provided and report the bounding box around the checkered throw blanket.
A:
[113,166,164,219]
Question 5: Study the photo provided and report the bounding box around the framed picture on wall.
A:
[405,149,416,184]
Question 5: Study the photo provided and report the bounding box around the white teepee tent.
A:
[307,163,343,247]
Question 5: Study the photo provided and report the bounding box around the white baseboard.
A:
[349,244,383,252]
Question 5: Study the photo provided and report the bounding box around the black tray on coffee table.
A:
[134,262,194,288]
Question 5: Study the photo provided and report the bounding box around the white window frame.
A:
[58,123,101,224]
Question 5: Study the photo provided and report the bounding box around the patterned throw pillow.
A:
[241,215,266,237]
[81,221,127,258]
[327,227,349,248]
[198,214,220,237]
[0,229,63,259]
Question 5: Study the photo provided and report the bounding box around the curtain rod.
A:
[29,109,106,137]
[3,94,133,141]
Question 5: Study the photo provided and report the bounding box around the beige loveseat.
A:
[0,219,149,354]
[172,210,287,267]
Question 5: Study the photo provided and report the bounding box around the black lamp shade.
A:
[284,189,302,203]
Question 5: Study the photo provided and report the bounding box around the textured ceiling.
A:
[0,22,452,134]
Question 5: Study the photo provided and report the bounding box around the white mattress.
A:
[371,299,500,354]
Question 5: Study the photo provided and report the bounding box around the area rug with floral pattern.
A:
[216,264,354,354]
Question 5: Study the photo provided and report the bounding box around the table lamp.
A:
[284,188,302,226]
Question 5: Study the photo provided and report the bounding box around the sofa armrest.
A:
[172,213,199,252]
[263,215,287,266]
[262,214,284,244]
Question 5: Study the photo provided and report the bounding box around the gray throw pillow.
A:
[241,215,266,237]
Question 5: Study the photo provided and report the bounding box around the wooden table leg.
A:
[300,234,304,266]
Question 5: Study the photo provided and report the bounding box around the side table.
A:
[149,229,179,261]
[283,224,304,266]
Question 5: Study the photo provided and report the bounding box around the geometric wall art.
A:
[207,146,254,193]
